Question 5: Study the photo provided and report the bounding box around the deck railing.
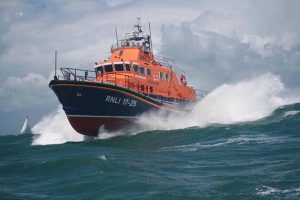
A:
[153,55,185,76]
[57,67,208,102]
[111,43,150,53]
[196,89,209,100]
[60,68,96,81]
[57,68,173,99]
[58,68,141,92]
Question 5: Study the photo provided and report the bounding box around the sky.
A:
[0,0,300,134]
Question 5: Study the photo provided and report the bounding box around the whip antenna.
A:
[148,22,153,52]
[54,50,57,80]
[115,27,119,48]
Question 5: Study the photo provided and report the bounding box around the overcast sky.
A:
[1,0,300,134]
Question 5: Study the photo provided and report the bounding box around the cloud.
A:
[105,0,136,8]
[0,0,202,134]
[191,9,244,38]
[1,0,300,133]
[0,73,56,111]
[0,0,204,85]
[159,9,300,90]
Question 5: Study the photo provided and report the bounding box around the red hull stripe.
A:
[67,114,140,119]
[51,83,183,113]
[68,116,133,136]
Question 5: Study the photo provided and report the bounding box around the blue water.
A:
[1,103,300,199]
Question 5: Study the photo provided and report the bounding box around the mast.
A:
[148,22,153,52]
[134,17,142,32]
[54,50,58,80]
[115,27,119,48]
[116,17,153,53]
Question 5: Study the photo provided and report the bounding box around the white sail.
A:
[20,116,32,134]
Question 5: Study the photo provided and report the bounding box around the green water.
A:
[1,103,300,199]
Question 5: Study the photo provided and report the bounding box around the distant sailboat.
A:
[20,116,32,134]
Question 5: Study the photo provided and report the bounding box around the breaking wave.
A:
[256,185,300,196]
[160,134,288,152]
[284,110,300,117]
[32,106,84,145]
[137,73,298,131]
[32,73,299,145]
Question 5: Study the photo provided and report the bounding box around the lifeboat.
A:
[49,18,207,136]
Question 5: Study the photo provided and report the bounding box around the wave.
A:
[32,73,300,145]
[160,134,287,152]
[137,73,299,131]
[256,185,300,197]
[284,110,300,117]
[31,106,84,145]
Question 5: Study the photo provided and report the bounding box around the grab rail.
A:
[60,68,96,81]
[153,55,185,76]
[196,89,209,100]
[58,68,142,92]
[57,67,206,103]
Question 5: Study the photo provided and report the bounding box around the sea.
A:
[1,74,300,199]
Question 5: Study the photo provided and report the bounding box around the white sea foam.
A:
[160,134,284,152]
[32,73,299,145]
[137,73,297,131]
[31,106,84,145]
[256,185,300,196]
[256,186,277,196]
[98,154,107,161]
[284,110,300,117]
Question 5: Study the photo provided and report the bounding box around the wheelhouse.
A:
[77,18,198,102]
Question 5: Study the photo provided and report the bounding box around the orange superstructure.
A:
[49,18,204,136]
[94,18,196,102]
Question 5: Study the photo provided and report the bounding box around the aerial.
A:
[0,0,300,199]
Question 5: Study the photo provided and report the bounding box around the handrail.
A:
[100,73,134,89]
[111,43,150,53]
[56,67,203,103]
[58,68,137,91]
[60,68,96,81]
[110,45,185,76]
[153,55,185,76]
[154,55,173,68]
[196,89,209,100]
[57,68,168,98]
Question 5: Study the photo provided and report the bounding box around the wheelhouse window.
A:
[125,64,131,71]
[104,65,113,73]
[96,66,103,75]
[165,73,169,82]
[114,64,124,71]
[140,66,145,74]
[146,68,151,76]
[133,65,139,73]
[159,72,164,81]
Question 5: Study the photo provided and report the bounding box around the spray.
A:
[32,73,298,145]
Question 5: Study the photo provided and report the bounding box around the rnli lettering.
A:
[105,95,137,107]
[105,95,121,104]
